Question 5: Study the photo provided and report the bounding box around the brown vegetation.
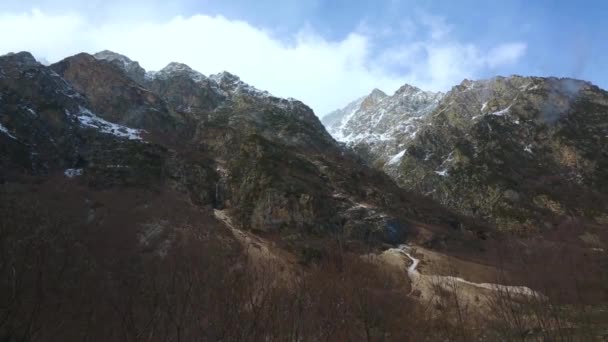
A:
[1,183,607,341]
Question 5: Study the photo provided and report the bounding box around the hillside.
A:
[324,76,608,232]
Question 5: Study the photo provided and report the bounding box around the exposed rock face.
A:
[326,76,608,231]
[51,53,180,133]
[0,50,473,248]
[322,84,444,170]
[93,50,147,84]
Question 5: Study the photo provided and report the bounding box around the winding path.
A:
[396,245,544,299]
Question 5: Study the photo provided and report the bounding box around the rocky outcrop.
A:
[51,53,181,133]
[93,50,148,85]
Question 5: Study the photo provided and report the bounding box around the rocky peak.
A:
[50,53,177,133]
[360,88,387,111]
[209,71,240,84]
[394,83,422,95]
[209,71,271,98]
[93,50,147,85]
[150,62,206,83]
[369,88,387,99]
[0,51,152,177]
[1,51,84,106]
[323,82,444,169]
[1,51,40,67]
[93,50,135,66]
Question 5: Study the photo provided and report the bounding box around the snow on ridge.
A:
[94,50,133,66]
[68,106,145,140]
[152,62,207,83]
[210,71,273,98]
[519,82,541,92]
[147,66,275,100]
[491,105,512,116]
[388,149,406,165]
[209,71,239,84]
[435,169,448,177]
[330,97,366,141]
[0,122,17,139]
[64,168,83,178]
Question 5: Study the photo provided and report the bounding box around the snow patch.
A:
[0,122,16,139]
[64,168,83,178]
[328,97,365,141]
[435,169,449,177]
[23,107,36,116]
[524,145,533,154]
[68,106,145,140]
[481,101,488,112]
[388,149,406,165]
[491,105,512,116]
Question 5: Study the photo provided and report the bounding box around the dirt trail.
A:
[381,244,544,308]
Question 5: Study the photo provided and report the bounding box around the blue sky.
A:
[187,0,605,82]
[0,0,606,115]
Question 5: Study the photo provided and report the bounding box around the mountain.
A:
[1,50,478,250]
[325,76,608,231]
[2,50,607,341]
[322,85,444,171]
[93,50,148,85]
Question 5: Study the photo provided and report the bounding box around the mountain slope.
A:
[322,85,444,170]
[327,76,608,231]
[1,50,481,253]
[398,76,608,230]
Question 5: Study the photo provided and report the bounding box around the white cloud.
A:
[486,42,528,68]
[0,9,527,116]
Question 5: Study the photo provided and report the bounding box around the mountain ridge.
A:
[324,75,608,231]
[1,49,482,249]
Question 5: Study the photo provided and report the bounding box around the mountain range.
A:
[1,50,485,251]
[323,76,608,232]
[1,49,607,340]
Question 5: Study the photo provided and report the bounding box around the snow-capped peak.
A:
[93,50,135,67]
[210,71,271,97]
[322,82,443,172]
[144,64,287,108]
[209,71,240,84]
[394,83,422,95]
[93,50,148,84]
[369,88,388,99]
[153,62,207,83]
[160,62,195,74]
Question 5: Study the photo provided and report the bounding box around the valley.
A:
[0,49,607,341]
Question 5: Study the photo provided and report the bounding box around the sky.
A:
[0,0,606,116]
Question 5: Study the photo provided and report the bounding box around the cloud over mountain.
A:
[0,8,526,115]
